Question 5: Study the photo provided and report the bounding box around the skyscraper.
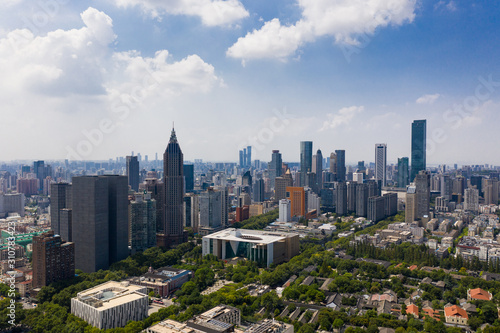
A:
[356,183,368,217]
[246,146,252,168]
[375,144,387,187]
[129,192,156,253]
[415,170,430,219]
[160,128,186,248]
[335,150,346,182]
[347,182,357,213]
[336,182,347,216]
[239,150,244,168]
[329,152,337,179]
[72,175,128,273]
[126,156,139,192]
[183,164,194,193]
[300,141,313,186]
[269,150,283,189]
[253,178,265,203]
[315,149,323,191]
[275,169,294,202]
[411,120,426,180]
[397,157,409,188]
[50,182,72,239]
[199,188,226,234]
[286,187,305,217]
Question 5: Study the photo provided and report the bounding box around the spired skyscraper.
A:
[158,128,187,248]
[411,120,426,180]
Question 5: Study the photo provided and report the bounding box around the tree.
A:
[367,324,379,333]
[469,316,483,331]
[333,318,344,329]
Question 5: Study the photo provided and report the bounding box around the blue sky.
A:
[0,0,499,165]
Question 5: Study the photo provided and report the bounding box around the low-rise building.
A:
[467,288,492,301]
[245,319,293,333]
[71,281,148,329]
[186,305,240,333]
[444,305,468,325]
[129,266,192,298]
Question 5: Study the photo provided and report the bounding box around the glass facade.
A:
[411,120,426,181]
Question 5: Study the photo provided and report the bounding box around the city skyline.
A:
[0,2,499,164]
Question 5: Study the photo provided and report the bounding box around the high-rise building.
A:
[440,175,453,201]
[253,178,265,203]
[411,120,426,180]
[336,182,347,216]
[278,199,291,222]
[397,157,409,188]
[239,150,244,168]
[286,187,305,217]
[246,146,252,168]
[484,179,499,205]
[383,193,398,217]
[72,175,128,273]
[329,152,337,179]
[32,231,74,288]
[415,171,430,219]
[347,182,357,213]
[275,170,294,202]
[470,175,483,197]
[184,193,199,233]
[129,192,156,253]
[335,150,346,182]
[16,178,38,196]
[183,164,194,193]
[126,156,139,192]
[143,178,164,234]
[160,128,186,248]
[405,185,418,223]
[464,186,479,213]
[269,150,283,189]
[50,182,72,239]
[367,196,385,222]
[357,161,366,172]
[300,141,313,186]
[34,160,52,194]
[314,149,323,191]
[199,188,224,235]
[375,144,387,187]
[356,183,368,217]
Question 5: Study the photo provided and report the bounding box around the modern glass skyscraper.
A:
[126,156,139,192]
[269,150,282,189]
[315,149,323,191]
[411,120,426,181]
[300,141,313,186]
[335,150,346,182]
[397,157,409,188]
[160,128,186,248]
[375,144,387,187]
[183,164,194,193]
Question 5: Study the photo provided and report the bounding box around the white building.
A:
[464,187,479,213]
[278,199,291,222]
[71,281,148,329]
[353,172,364,183]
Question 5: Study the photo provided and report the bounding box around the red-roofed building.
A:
[409,265,418,271]
[444,305,468,325]
[422,307,440,321]
[467,288,492,301]
[407,304,419,318]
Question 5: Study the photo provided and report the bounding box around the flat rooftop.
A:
[203,228,297,244]
[148,319,205,333]
[74,281,146,311]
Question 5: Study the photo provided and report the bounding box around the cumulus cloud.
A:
[0,7,220,98]
[111,0,249,26]
[227,0,417,61]
[416,93,441,104]
[320,106,363,131]
[434,1,457,12]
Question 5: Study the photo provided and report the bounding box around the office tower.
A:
[60,208,73,242]
[199,188,223,233]
[383,193,398,217]
[335,150,346,182]
[253,178,265,203]
[329,152,337,179]
[239,150,244,168]
[160,128,186,248]
[305,172,316,193]
[183,164,194,193]
[397,157,409,188]
[242,171,252,187]
[357,161,366,172]
[50,182,72,238]
[347,182,357,213]
[246,146,252,168]
[453,176,467,196]
[126,156,139,192]
[440,175,452,200]
[300,141,313,186]
[34,160,52,193]
[470,175,483,197]
[411,120,427,180]
[315,149,323,190]
[464,186,479,213]
[286,187,305,217]
[356,183,368,217]
[21,165,31,177]
[275,170,294,202]
[269,150,283,189]
[375,144,387,187]
[368,196,385,222]
[184,193,199,233]
[32,231,74,288]
[336,182,347,215]
[278,199,291,222]
[484,179,499,205]
[129,192,156,253]
[143,178,165,234]
[415,171,430,219]
[405,185,417,223]
[72,175,128,273]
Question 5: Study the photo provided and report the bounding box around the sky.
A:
[0,0,499,165]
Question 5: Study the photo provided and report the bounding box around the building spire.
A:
[169,125,177,144]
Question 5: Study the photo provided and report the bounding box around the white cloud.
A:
[434,1,457,12]
[111,0,249,27]
[416,93,441,104]
[0,0,22,8]
[227,0,417,61]
[320,106,363,131]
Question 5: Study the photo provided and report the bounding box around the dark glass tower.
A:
[300,141,313,186]
[411,120,426,181]
[159,128,186,248]
[269,150,283,189]
[335,150,346,182]
[183,164,194,193]
[126,156,139,192]
[50,182,72,238]
[315,149,323,191]
[397,157,409,188]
